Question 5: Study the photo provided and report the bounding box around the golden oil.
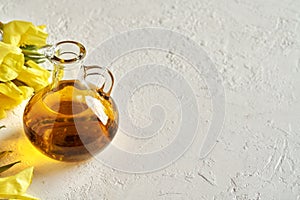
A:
[23,80,118,162]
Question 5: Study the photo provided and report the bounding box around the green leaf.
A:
[22,49,44,56]
[24,57,46,64]
[20,45,38,51]
[0,151,12,159]
[0,161,21,174]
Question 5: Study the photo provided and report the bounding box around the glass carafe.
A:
[23,41,118,162]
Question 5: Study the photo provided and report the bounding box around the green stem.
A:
[22,49,43,56]
[21,46,47,64]
[0,161,21,173]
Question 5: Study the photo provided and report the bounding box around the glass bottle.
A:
[23,41,118,162]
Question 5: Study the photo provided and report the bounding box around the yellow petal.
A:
[0,109,6,119]
[37,25,46,29]
[0,42,24,82]
[0,64,19,81]
[0,41,23,61]
[21,25,48,47]
[0,81,24,100]
[17,67,49,91]
[0,94,21,109]
[2,20,48,47]
[18,86,34,99]
[2,52,24,73]
[0,193,39,200]
[0,167,34,194]
[25,60,50,80]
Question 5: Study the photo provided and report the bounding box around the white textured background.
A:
[1,0,300,199]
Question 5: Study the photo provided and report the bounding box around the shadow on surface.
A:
[0,129,88,178]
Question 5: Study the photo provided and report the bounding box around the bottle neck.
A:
[46,41,86,87]
[51,62,84,88]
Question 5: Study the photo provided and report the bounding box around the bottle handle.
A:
[83,65,114,99]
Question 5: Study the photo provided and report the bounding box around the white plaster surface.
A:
[0,0,300,199]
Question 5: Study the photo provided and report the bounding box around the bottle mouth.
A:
[49,41,86,64]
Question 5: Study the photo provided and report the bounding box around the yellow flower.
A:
[0,42,24,82]
[0,167,38,200]
[0,43,49,118]
[0,81,34,118]
[17,60,50,91]
[1,20,48,47]
[0,20,50,119]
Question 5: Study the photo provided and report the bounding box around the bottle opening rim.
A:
[51,40,86,64]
